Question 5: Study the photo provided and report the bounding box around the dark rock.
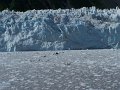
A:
[0,0,120,11]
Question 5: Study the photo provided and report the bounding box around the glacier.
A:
[0,7,120,51]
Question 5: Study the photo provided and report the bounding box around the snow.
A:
[1,7,120,51]
[0,49,120,89]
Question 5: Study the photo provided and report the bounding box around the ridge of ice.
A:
[0,7,120,51]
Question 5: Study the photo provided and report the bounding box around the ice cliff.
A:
[0,7,120,51]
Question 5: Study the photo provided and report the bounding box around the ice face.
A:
[0,7,120,51]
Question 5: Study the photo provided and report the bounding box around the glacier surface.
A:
[0,7,120,51]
